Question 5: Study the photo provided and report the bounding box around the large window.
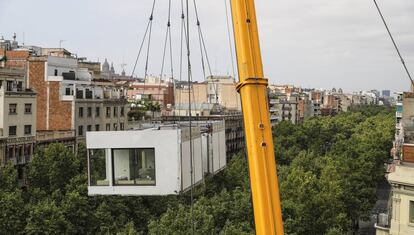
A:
[79,107,84,118]
[112,148,155,186]
[106,107,111,118]
[87,107,92,117]
[96,107,100,117]
[78,125,84,136]
[89,149,109,186]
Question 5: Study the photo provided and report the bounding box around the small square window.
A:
[24,125,32,135]
[87,125,92,132]
[113,107,118,117]
[25,103,32,113]
[113,123,118,131]
[95,125,100,131]
[106,124,111,131]
[9,104,17,114]
[9,126,17,136]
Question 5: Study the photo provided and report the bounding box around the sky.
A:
[0,0,413,93]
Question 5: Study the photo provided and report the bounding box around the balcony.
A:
[47,75,64,82]
[36,130,75,142]
[61,95,74,101]
[374,213,390,234]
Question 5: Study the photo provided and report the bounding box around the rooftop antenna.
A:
[59,40,66,49]
[22,32,25,46]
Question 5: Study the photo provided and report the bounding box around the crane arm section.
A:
[230,0,284,234]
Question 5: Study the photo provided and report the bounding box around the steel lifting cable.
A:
[158,0,173,110]
[143,0,156,97]
[192,0,220,105]
[184,0,196,233]
[372,0,413,87]
[130,3,154,79]
[224,0,236,81]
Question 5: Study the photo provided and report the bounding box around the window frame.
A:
[24,103,32,114]
[8,126,17,136]
[87,107,92,117]
[9,103,17,115]
[111,148,156,186]
[79,107,84,118]
[24,125,32,135]
[78,125,84,136]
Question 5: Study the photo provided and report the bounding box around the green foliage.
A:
[27,143,78,194]
[25,199,69,234]
[0,191,26,233]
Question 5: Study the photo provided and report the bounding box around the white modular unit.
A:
[201,121,227,175]
[86,126,204,196]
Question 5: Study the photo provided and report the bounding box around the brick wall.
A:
[28,59,47,130]
[0,50,30,68]
[28,58,73,131]
[48,81,72,130]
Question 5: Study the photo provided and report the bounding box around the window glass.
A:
[25,103,32,113]
[89,149,109,186]
[112,148,155,185]
[9,126,17,136]
[9,104,17,114]
[24,125,31,135]
[410,201,414,223]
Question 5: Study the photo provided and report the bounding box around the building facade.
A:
[376,92,414,235]
[27,53,129,143]
[0,68,36,183]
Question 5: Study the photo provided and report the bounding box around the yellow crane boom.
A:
[230,0,284,234]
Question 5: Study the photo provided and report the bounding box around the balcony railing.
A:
[375,213,390,230]
[36,130,75,142]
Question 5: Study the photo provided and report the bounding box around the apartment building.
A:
[0,68,36,183]
[127,76,175,108]
[174,76,241,116]
[376,92,414,235]
[27,52,129,143]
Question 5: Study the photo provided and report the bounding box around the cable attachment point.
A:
[149,15,153,21]
[259,123,265,130]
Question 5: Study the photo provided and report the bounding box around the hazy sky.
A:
[1,0,413,92]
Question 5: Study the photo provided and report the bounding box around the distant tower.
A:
[338,88,343,94]
[11,33,18,49]
[332,87,337,93]
[110,62,115,74]
[102,58,110,73]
